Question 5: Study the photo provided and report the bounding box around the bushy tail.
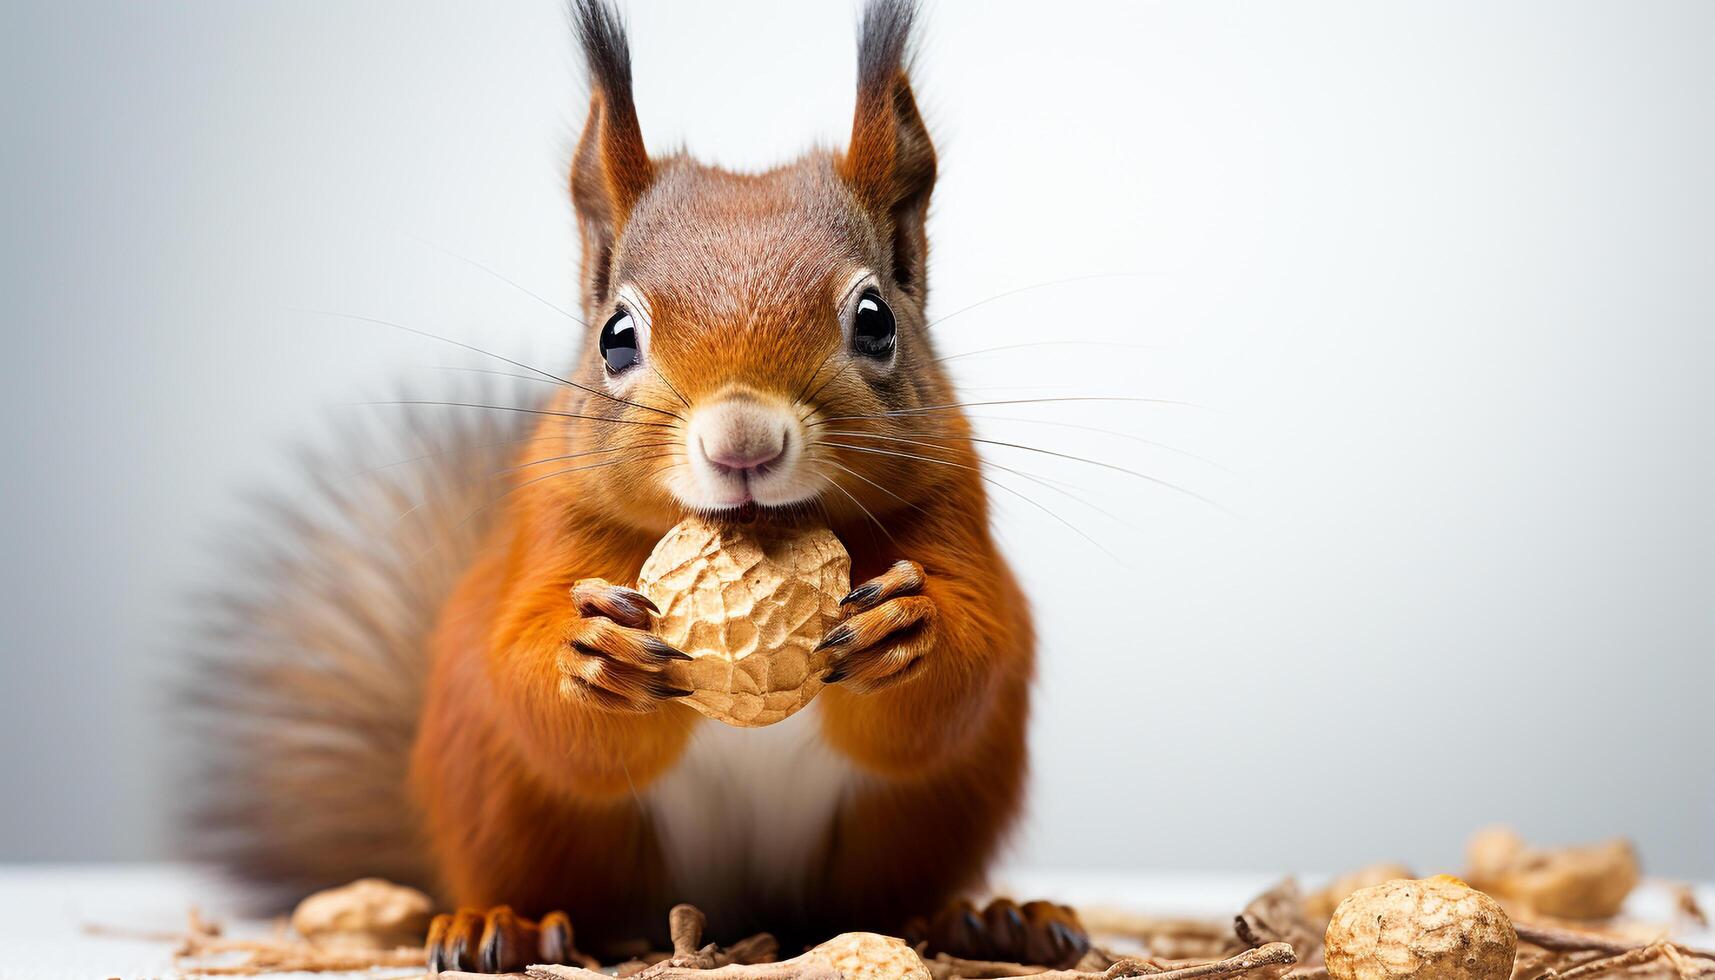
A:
[177,398,528,910]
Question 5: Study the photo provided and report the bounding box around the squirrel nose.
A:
[700,435,785,474]
[692,399,790,475]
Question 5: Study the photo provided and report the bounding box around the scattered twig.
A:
[530,912,914,980]
[1664,944,1715,980]
[995,943,1297,980]
[658,904,722,971]
[723,933,782,966]
[1233,880,1320,964]
[1078,909,1237,959]
[84,871,1715,980]
[998,957,1162,980]
[1531,942,1670,979]
[178,946,425,976]
[928,953,1050,979]
[80,921,185,943]
[158,903,429,976]
[530,964,837,980]
[1673,885,1710,930]
[1516,922,1715,961]
[1107,943,1296,980]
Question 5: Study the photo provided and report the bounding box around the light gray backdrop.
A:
[2,0,1711,877]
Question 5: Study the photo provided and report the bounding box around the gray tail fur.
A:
[176,396,529,910]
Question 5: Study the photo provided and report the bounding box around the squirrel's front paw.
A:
[817,560,937,692]
[557,578,693,712]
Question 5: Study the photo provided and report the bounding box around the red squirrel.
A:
[185,1,1072,971]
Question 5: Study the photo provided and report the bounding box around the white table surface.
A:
[1,864,1707,980]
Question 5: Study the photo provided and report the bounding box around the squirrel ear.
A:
[570,0,653,309]
[838,0,937,298]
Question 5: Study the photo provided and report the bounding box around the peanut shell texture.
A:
[1324,876,1516,980]
[1465,826,1639,920]
[638,515,850,727]
[289,877,433,951]
[804,932,932,980]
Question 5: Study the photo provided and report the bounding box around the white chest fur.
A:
[645,704,863,915]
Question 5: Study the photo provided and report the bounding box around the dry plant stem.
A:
[1003,962,1155,980]
[1667,946,1715,979]
[1004,943,1297,980]
[180,948,426,976]
[1674,885,1710,929]
[1516,923,1715,961]
[661,902,721,970]
[1134,944,1296,980]
[1077,911,1237,962]
[184,948,424,973]
[530,965,838,980]
[167,902,429,976]
[672,904,709,958]
[80,921,184,942]
[1532,943,1669,979]
[930,954,1050,978]
[725,933,783,965]
[1513,948,1564,980]
[1233,880,1320,963]
[1517,924,1642,956]
[528,909,787,980]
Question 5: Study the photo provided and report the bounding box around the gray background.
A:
[3,0,1712,878]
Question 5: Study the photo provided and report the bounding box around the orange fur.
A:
[186,0,1030,953]
[408,0,1032,951]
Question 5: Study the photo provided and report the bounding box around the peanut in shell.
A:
[1324,876,1516,980]
[638,516,850,727]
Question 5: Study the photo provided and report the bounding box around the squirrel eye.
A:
[851,289,896,359]
[598,309,640,373]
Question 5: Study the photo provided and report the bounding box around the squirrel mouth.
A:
[698,500,810,529]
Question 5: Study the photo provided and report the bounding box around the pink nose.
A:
[699,434,786,474]
[689,396,788,477]
[690,396,794,478]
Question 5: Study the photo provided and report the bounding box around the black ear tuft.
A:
[843,0,936,298]
[568,0,652,311]
[570,0,635,110]
[856,0,919,105]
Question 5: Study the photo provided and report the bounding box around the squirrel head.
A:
[547,1,973,535]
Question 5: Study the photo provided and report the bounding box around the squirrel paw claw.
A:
[426,906,580,974]
[820,561,936,692]
[572,579,658,629]
[560,579,689,712]
[904,898,1091,970]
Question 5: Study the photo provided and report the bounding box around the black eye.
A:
[599,309,640,373]
[851,289,896,359]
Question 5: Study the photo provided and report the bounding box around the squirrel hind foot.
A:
[908,897,1091,970]
[427,906,579,974]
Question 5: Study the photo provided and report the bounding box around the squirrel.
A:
[183,1,1076,972]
